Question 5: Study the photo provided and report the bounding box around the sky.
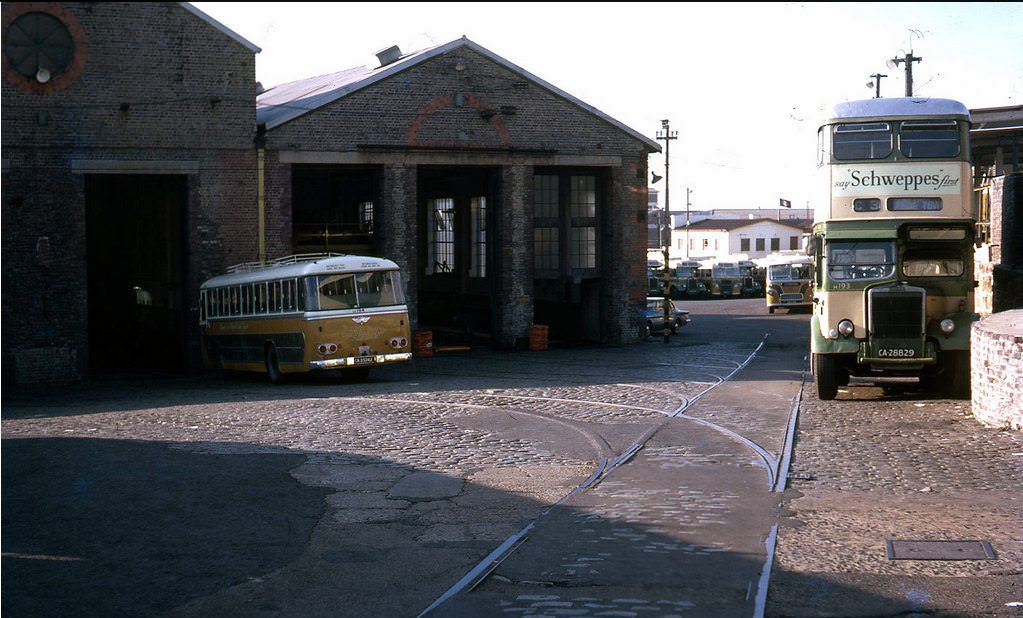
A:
[193,2,1023,213]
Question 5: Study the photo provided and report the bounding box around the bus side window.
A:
[812,236,823,287]
[297,278,309,311]
[256,283,267,313]
[282,280,292,312]
[269,281,280,313]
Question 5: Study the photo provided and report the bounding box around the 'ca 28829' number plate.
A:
[877,348,916,358]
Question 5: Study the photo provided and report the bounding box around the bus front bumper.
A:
[310,352,412,370]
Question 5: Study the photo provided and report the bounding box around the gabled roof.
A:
[682,218,812,232]
[180,3,261,54]
[255,36,660,152]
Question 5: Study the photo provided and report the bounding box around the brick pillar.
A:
[493,163,533,349]
[605,154,650,344]
[379,163,419,326]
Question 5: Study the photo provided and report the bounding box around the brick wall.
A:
[263,41,654,346]
[971,310,1023,430]
[975,173,1023,315]
[1,2,258,383]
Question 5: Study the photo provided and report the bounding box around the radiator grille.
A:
[870,292,923,338]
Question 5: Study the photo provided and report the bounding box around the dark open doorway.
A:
[417,166,498,345]
[291,165,381,255]
[85,175,187,376]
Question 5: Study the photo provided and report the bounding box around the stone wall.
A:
[971,310,1023,430]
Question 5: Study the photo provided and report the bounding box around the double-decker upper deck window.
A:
[833,122,892,160]
[899,120,960,158]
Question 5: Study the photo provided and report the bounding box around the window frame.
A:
[833,122,893,160]
[532,169,602,277]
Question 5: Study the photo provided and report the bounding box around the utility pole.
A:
[685,187,692,259]
[656,119,677,344]
[868,73,887,98]
[889,52,921,96]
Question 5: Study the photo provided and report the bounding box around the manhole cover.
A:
[886,540,997,560]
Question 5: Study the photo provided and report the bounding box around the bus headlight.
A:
[389,337,408,349]
[317,343,339,355]
[837,319,855,337]
[940,318,956,334]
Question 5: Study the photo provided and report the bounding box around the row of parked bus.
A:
[648,260,765,300]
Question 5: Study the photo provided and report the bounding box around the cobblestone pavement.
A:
[2,299,781,617]
[3,299,1020,617]
[770,378,1023,617]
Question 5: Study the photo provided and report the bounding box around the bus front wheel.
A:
[265,345,284,385]
[942,350,970,399]
[813,353,839,401]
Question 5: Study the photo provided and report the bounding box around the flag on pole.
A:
[779,198,791,208]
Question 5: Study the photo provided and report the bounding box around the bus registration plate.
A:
[353,356,376,365]
[877,348,916,358]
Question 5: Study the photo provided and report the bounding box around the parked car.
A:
[644,297,691,337]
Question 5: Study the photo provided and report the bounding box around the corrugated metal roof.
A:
[255,37,660,152]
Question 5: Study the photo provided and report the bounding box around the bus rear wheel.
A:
[265,345,284,385]
[813,353,839,401]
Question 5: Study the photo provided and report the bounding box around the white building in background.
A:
[669,218,812,265]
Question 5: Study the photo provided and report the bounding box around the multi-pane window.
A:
[534,175,560,271]
[359,202,374,233]
[789,236,799,250]
[534,175,559,218]
[771,238,780,251]
[568,176,596,269]
[570,227,596,269]
[756,238,766,251]
[534,227,559,270]
[533,172,599,273]
[740,238,750,252]
[427,198,455,274]
[569,176,596,217]
[469,197,486,278]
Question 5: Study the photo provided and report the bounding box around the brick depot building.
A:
[2,3,658,384]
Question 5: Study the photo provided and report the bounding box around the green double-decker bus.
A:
[810,97,978,400]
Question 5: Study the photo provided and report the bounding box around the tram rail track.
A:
[408,333,802,616]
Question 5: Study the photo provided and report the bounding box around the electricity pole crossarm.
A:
[867,73,887,98]
[888,52,922,96]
